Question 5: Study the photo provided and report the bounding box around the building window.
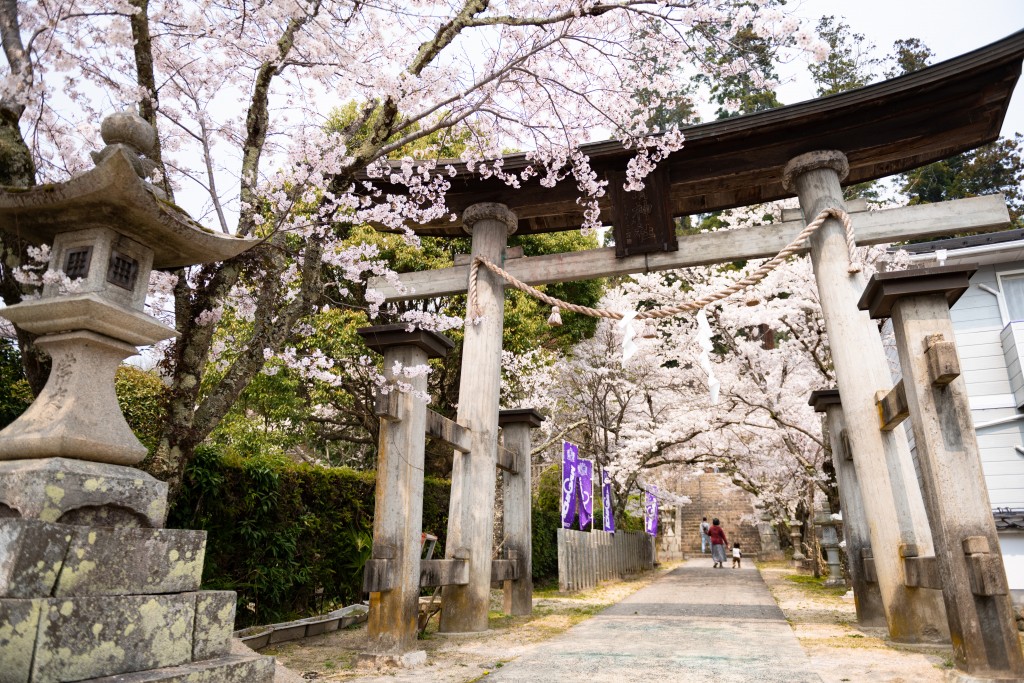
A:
[1004,274,1024,322]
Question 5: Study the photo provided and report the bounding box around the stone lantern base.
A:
[0,458,274,683]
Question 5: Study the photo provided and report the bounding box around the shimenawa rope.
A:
[467,207,859,323]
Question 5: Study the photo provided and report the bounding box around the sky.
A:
[778,0,1024,137]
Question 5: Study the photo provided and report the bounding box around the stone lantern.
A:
[815,509,845,587]
[789,517,806,566]
[0,113,275,681]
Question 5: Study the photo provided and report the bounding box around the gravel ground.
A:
[758,562,954,683]
[268,560,962,682]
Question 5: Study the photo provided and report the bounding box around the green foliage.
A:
[532,465,562,580]
[114,365,168,453]
[785,572,848,597]
[0,339,31,428]
[900,135,1024,228]
[808,16,879,97]
[628,21,698,130]
[510,231,604,350]
[168,445,451,627]
[325,101,471,160]
[698,25,784,119]
[884,38,934,79]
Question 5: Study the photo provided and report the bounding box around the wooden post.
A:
[356,325,454,666]
[499,408,544,615]
[441,204,517,633]
[809,390,887,627]
[860,265,1024,678]
[783,151,948,642]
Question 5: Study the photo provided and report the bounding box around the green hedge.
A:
[169,446,451,627]
[170,450,639,625]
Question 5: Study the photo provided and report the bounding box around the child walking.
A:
[731,542,742,568]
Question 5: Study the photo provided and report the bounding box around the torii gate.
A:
[366,30,1024,679]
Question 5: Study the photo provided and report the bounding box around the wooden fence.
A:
[556,528,655,592]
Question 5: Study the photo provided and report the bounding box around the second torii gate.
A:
[366,30,1024,653]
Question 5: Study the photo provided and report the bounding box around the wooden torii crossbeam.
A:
[369,195,1009,301]
[359,30,1024,679]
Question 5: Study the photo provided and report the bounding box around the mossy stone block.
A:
[192,591,236,661]
[0,597,44,683]
[31,593,196,681]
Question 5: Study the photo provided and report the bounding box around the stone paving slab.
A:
[484,559,823,683]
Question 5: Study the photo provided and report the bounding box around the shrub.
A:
[115,365,168,452]
[169,446,450,627]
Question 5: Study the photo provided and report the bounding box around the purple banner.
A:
[644,486,659,536]
[561,442,579,528]
[602,472,615,534]
[578,458,594,530]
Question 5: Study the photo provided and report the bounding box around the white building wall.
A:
[950,264,1024,593]
[954,265,1024,510]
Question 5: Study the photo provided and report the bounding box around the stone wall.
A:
[676,472,765,558]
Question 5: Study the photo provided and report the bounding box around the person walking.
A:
[732,542,742,569]
[709,518,728,568]
[699,517,711,554]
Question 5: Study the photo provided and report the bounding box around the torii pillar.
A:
[499,408,545,616]
[783,151,948,642]
[440,203,517,633]
[356,325,453,667]
[860,266,1024,679]
[808,389,887,627]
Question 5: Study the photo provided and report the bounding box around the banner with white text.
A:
[561,441,580,528]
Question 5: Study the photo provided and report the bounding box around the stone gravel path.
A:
[483,558,823,683]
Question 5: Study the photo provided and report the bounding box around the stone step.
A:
[1,591,236,682]
[82,653,275,682]
[0,518,205,598]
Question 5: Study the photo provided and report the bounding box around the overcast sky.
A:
[778,0,1024,137]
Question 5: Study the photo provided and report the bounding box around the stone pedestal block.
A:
[1,519,205,598]
[0,458,167,527]
[0,590,239,683]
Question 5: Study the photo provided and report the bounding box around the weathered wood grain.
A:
[370,195,1009,302]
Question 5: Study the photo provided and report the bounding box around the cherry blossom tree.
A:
[514,200,907,522]
[0,1,826,493]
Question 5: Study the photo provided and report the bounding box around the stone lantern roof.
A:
[0,122,257,268]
